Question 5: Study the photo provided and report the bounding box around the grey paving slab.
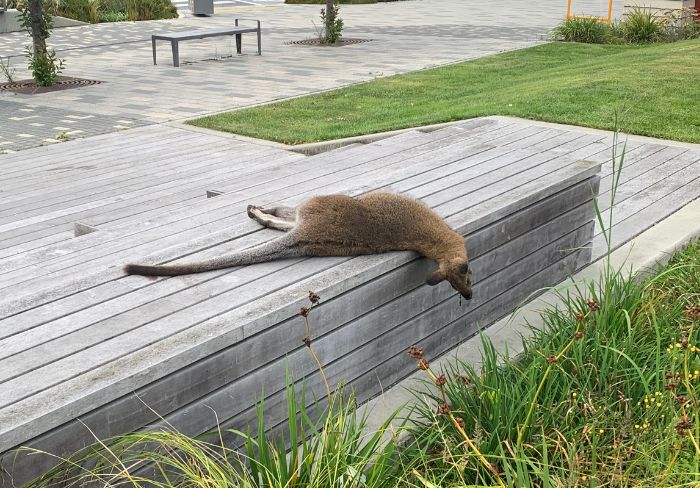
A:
[0,0,592,142]
[0,98,149,152]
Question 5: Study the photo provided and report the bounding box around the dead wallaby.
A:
[124,192,472,299]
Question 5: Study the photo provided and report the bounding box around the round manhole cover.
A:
[0,77,102,94]
[286,38,372,47]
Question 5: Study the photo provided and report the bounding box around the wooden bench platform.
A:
[1,117,699,484]
[152,19,261,67]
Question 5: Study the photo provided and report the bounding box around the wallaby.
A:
[124,192,472,299]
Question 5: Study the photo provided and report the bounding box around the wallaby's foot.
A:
[247,205,262,219]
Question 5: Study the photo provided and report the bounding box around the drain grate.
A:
[0,77,103,94]
[286,38,372,47]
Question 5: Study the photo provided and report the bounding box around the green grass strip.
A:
[190,40,700,144]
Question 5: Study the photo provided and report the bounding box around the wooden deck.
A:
[0,117,698,484]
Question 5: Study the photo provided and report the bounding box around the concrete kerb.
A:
[165,121,291,150]
[360,196,700,438]
[171,115,700,158]
[167,119,474,155]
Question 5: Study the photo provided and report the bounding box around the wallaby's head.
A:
[426,258,472,300]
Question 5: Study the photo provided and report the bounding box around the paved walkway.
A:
[0,0,625,152]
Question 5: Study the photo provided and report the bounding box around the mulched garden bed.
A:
[0,76,102,95]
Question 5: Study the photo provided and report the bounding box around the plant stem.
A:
[423,367,505,486]
[517,331,579,448]
[303,313,331,400]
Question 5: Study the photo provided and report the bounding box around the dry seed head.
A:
[437,403,450,415]
[408,345,424,359]
[685,304,700,320]
[458,374,472,385]
[299,307,311,318]
[675,415,692,434]
[418,359,429,371]
[586,299,599,312]
[435,374,447,387]
[547,355,557,364]
[308,291,321,304]
[574,331,584,340]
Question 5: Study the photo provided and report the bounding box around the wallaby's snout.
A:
[426,258,473,301]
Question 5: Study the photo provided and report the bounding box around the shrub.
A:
[552,17,611,44]
[55,0,97,23]
[54,0,176,22]
[24,377,403,487]
[98,8,125,20]
[620,7,662,43]
[126,0,176,21]
[660,7,700,42]
[320,3,343,44]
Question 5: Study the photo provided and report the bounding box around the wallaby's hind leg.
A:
[266,206,297,221]
[247,205,296,231]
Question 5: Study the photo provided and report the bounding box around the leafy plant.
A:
[25,46,64,85]
[126,0,176,21]
[24,375,403,487]
[54,0,92,22]
[18,0,65,86]
[552,17,611,44]
[659,7,700,42]
[320,2,343,44]
[98,8,126,20]
[621,7,662,43]
[0,56,16,83]
[55,0,175,22]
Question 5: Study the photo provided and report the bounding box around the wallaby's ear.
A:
[426,270,445,286]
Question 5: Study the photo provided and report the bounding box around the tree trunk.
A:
[325,0,334,39]
[27,0,47,55]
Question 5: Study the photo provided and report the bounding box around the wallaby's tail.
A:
[123,234,301,277]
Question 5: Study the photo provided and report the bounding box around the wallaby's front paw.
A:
[247,205,259,219]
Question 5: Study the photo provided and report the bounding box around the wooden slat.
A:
[0,131,596,310]
[0,162,599,454]
[0,177,596,460]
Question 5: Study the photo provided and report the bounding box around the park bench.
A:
[0,119,602,483]
[152,19,261,67]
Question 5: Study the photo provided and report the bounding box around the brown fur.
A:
[123,192,472,299]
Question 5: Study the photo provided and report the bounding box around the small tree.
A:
[18,0,64,86]
[320,0,343,44]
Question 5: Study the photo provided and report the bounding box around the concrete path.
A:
[0,0,609,152]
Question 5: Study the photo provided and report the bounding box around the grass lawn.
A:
[190,40,700,144]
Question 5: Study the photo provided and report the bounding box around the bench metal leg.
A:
[257,28,261,55]
[171,40,180,67]
[152,38,157,65]
[235,33,242,54]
